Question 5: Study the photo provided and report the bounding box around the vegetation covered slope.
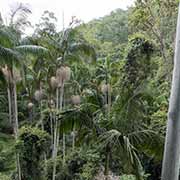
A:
[0,1,178,180]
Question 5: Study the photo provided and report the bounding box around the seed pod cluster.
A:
[49,99,55,108]
[1,66,11,82]
[27,102,34,109]
[101,83,111,94]
[50,76,58,89]
[56,66,71,87]
[34,90,43,101]
[71,95,81,105]
[1,66,21,83]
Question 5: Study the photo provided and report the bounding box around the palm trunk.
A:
[28,108,33,122]
[104,85,111,180]
[11,82,18,137]
[161,3,180,180]
[12,81,21,180]
[39,101,47,176]
[62,132,65,164]
[60,83,65,165]
[107,86,111,117]
[40,101,44,130]
[50,111,53,147]
[13,83,21,180]
[72,126,75,151]
[105,145,110,180]
[52,116,57,180]
[52,87,59,180]
[52,82,65,179]
[7,87,12,124]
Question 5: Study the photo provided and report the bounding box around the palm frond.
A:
[69,43,96,63]
[99,129,144,179]
[128,129,164,160]
[0,27,18,47]
[0,46,20,65]
[14,45,48,57]
[57,104,95,133]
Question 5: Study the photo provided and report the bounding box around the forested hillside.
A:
[0,0,179,179]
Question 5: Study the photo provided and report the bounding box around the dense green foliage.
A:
[0,1,178,179]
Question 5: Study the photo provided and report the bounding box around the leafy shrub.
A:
[16,126,51,180]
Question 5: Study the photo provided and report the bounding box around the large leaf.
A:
[0,27,18,47]
[14,45,48,57]
[69,43,96,63]
[0,46,20,65]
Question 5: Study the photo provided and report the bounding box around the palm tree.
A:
[0,17,48,180]
[98,128,162,180]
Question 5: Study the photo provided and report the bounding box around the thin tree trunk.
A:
[60,83,65,164]
[52,116,57,180]
[7,87,12,124]
[161,3,180,180]
[105,145,110,180]
[11,82,18,137]
[107,86,111,116]
[28,108,33,122]
[105,85,111,180]
[52,87,59,180]
[62,132,65,164]
[50,111,53,147]
[72,126,75,151]
[40,101,44,130]
[52,82,65,179]
[12,82,21,180]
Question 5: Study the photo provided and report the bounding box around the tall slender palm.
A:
[0,24,48,179]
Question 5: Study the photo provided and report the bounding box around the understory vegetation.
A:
[0,0,178,179]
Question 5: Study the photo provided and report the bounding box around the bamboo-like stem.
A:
[52,87,59,180]
[52,117,57,180]
[40,100,48,175]
[60,83,64,111]
[50,111,53,148]
[40,101,44,130]
[72,126,75,151]
[16,152,21,180]
[104,90,108,122]
[105,147,110,180]
[13,82,21,180]
[13,82,18,137]
[60,83,65,165]
[105,84,111,179]
[7,87,12,124]
[107,86,111,115]
[29,108,33,122]
[62,132,65,164]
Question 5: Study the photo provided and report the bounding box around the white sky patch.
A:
[0,0,134,34]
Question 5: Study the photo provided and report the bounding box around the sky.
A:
[0,0,134,34]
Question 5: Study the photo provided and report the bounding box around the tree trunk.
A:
[13,83,21,180]
[107,86,111,116]
[62,132,65,164]
[52,88,59,180]
[72,126,75,151]
[60,84,65,165]
[105,145,110,180]
[10,83,17,137]
[7,87,12,124]
[28,108,33,122]
[50,111,53,147]
[11,81,21,180]
[161,3,180,180]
